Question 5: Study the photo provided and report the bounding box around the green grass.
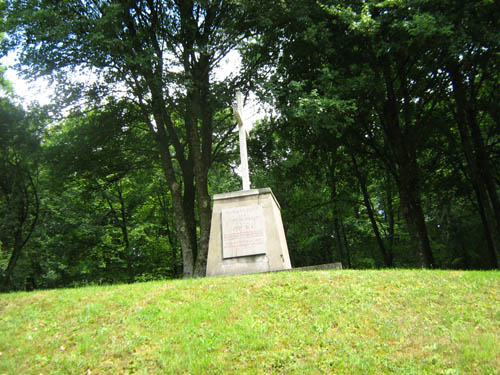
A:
[1,270,499,374]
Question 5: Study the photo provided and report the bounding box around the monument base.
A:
[206,188,292,277]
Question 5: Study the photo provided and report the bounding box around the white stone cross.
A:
[232,91,251,190]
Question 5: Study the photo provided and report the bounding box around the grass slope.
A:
[1,270,499,375]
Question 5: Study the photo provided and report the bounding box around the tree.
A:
[0,99,43,291]
[438,0,500,267]
[0,64,12,95]
[242,0,500,269]
[42,99,182,284]
[0,3,12,96]
[242,0,435,267]
[2,0,253,276]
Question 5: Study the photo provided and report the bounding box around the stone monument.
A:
[206,92,292,276]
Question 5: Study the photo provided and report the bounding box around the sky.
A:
[1,49,265,127]
[1,51,54,106]
[1,49,267,185]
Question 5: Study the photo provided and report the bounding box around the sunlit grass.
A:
[1,270,499,374]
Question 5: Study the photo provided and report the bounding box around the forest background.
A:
[1,0,499,292]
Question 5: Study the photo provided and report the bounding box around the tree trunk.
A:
[327,156,345,265]
[467,104,500,266]
[185,54,214,277]
[467,109,500,229]
[187,112,212,277]
[1,231,23,292]
[472,180,499,267]
[1,173,39,292]
[181,158,199,270]
[156,188,181,277]
[101,183,134,282]
[351,154,393,267]
[385,175,395,253]
[449,62,500,268]
[380,65,434,268]
[398,184,434,268]
[116,185,133,283]
[340,219,351,268]
[332,217,345,265]
[152,114,196,277]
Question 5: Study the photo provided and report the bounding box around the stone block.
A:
[206,188,292,276]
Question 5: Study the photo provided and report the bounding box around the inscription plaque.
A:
[221,205,266,259]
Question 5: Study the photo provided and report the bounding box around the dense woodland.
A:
[1,0,499,292]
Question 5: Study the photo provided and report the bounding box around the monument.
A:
[206,92,292,276]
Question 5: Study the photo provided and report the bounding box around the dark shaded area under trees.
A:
[1,0,499,292]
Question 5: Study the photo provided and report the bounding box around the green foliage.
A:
[1,0,500,291]
[245,0,500,270]
[0,66,12,94]
[2,0,262,277]
[0,98,46,291]
[37,101,181,287]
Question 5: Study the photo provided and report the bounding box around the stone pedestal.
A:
[206,188,292,276]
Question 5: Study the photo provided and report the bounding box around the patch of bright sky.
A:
[1,48,266,127]
[1,50,54,106]
[216,49,266,128]
[1,47,270,186]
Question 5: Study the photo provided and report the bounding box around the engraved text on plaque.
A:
[221,205,266,258]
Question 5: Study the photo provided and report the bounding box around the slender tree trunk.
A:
[116,186,133,283]
[188,119,212,277]
[390,134,435,268]
[351,155,393,267]
[327,156,345,265]
[1,224,36,291]
[380,66,434,268]
[102,183,133,282]
[149,86,209,278]
[340,219,351,268]
[468,110,500,226]
[449,63,500,268]
[189,113,212,277]
[156,188,181,277]
[388,141,433,268]
[454,102,499,266]
[164,209,180,277]
[398,185,434,268]
[467,107,500,265]
[332,217,345,265]
[181,159,198,268]
[385,175,395,252]
[176,7,214,277]
[195,62,215,277]
[472,180,498,267]
[152,114,196,277]
[136,88,197,277]
[329,168,345,264]
[1,174,39,292]
[1,231,23,292]
[183,55,214,277]
[124,3,190,273]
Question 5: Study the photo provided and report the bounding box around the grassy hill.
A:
[1,270,499,375]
